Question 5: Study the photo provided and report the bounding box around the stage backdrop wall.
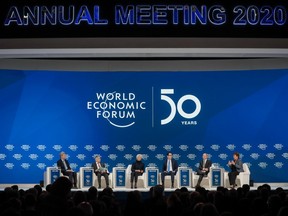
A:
[1,69,288,183]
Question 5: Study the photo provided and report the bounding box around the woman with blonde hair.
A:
[130,154,145,189]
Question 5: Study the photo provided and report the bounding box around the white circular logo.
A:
[87,91,146,128]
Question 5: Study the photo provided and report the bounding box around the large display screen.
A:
[1,0,288,38]
[0,69,288,183]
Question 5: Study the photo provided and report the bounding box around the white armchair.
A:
[126,164,145,188]
[224,163,250,187]
[92,170,112,188]
[177,167,192,188]
[145,167,159,188]
[44,167,61,187]
[192,163,215,188]
[159,170,179,188]
[112,167,126,188]
[79,167,94,189]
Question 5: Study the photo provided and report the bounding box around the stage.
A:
[1,184,288,192]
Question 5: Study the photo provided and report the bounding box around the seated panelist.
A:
[92,156,109,189]
[227,152,244,189]
[130,154,145,189]
[161,152,178,188]
[57,151,77,188]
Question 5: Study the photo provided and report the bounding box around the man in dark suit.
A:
[196,153,212,187]
[92,156,109,189]
[57,151,77,188]
[161,152,178,188]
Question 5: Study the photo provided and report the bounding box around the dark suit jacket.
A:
[92,162,108,174]
[131,161,145,173]
[57,159,71,174]
[229,159,244,172]
[198,159,212,173]
[162,158,178,174]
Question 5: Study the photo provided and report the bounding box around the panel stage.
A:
[1,185,288,192]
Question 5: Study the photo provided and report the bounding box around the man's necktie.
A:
[63,160,68,170]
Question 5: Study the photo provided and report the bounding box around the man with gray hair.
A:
[92,155,109,189]
[57,152,78,188]
[130,154,145,189]
[195,153,212,187]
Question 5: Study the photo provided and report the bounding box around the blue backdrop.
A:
[0,69,288,183]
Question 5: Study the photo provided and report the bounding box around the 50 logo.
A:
[161,89,201,125]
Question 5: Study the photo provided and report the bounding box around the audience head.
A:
[4,187,19,200]
[200,203,219,216]
[126,190,142,206]
[73,190,87,206]
[152,185,164,198]
[28,187,38,195]
[101,187,113,197]
[78,202,93,216]
[50,176,72,197]
[45,184,53,193]
[262,184,271,192]
[193,202,204,216]
[34,184,42,196]
[11,185,19,191]
[259,187,270,200]
[167,192,181,208]
[180,187,188,193]
[242,184,250,194]
[88,186,98,200]
[275,187,284,192]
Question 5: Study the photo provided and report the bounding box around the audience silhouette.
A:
[0,182,288,216]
